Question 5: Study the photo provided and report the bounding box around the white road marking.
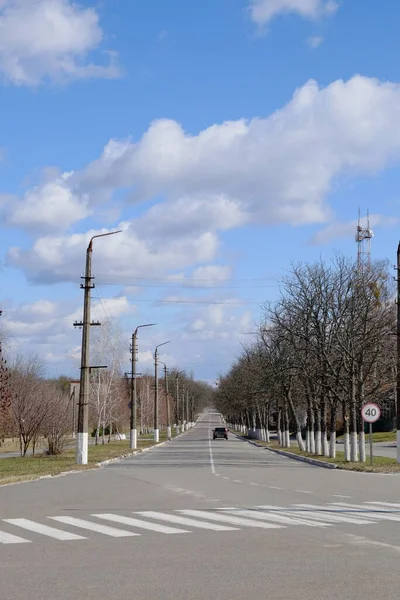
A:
[222,477,230,480]
[49,516,137,537]
[294,490,313,494]
[95,513,188,534]
[291,504,375,525]
[179,509,282,529]
[217,508,328,527]
[138,511,238,531]
[330,503,400,522]
[3,519,86,541]
[332,495,352,499]
[0,530,31,544]
[269,486,282,490]
[208,417,216,474]
[365,502,400,508]
[346,533,400,554]
[249,482,259,486]
[233,480,242,483]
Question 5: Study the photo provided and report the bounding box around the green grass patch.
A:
[337,431,396,443]
[0,431,176,486]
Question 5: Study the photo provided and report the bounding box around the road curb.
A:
[232,431,337,469]
[265,446,338,469]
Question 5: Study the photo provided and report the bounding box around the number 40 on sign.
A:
[361,402,381,466]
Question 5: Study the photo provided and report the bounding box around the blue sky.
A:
[1,0,400,383]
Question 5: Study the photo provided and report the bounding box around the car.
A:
[213,427,228,440]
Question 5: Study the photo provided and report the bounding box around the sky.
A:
[1,0,400,384]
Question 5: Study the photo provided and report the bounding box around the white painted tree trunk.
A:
[310,430,315,454]
[285,429,290,447]
[322,431,329,457]
[343,432,350,461]
[306,430,310,452]
[277,429,282,445]
[296,431,305,451]
[329,431,336,458]
[359,431,366,463]
[350,431,358,462]
[265,428,270,443]
[315,430,322,455]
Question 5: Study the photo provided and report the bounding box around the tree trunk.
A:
[277,408,282,446]
[329,403,336,458]
[343,403,350,461]
[315,407,322,456]
[287,391,304,451]
[350,372,358,462]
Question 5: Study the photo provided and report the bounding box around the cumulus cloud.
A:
[7,75,400,281]
[250,0,339,25]
[5,172,90,232]
[0,0,120,85]
[7,223,219,284]
[78,75,400,226]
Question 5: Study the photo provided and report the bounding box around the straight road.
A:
[1,410,400,600]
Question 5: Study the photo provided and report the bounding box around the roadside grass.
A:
[232,431,400,473]
[0,431,176,486]
[337,430,396,444]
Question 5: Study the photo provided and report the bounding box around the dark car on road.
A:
[213,427,228,440]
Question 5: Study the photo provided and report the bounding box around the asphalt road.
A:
[1,410,400,600]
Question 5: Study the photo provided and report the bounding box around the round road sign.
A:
[361,402,381,423]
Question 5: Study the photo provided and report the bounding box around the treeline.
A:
[0,322,213,457]
[214,255,396,463]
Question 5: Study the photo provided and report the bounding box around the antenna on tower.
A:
[355,208,373,273]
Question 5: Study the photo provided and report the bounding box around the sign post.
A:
[361,402,381,466]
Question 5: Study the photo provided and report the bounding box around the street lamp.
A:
[130,323,156,449]
[76,230,121,465]
[154,341,170,442]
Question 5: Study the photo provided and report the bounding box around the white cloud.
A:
[309,214,399,245]
[5,173,90,232]
[7,75,400,284]
[191,265,232,286]
[306,35,324,49]
[250,0,339,25]
[78,75,400,227]
[7,223,219,284]
[0,0,120,86]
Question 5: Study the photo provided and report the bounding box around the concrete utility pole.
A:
[397,242,400,463]
[129,323,155,449]
[175,373,180,434]
[186,389,190,430]
[154,341,170,442]
[74,231,121,465]
[160,362,171,440]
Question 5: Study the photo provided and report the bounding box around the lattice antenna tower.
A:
[355,208,374,273]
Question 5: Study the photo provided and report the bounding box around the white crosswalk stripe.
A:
[95,513,190,534]
[178,509,282,529]
[137,511,238,531]
[215,507,327,527]
[0,500,400,545]
[291,504,376,525]
[0,530,31,544]
[330,503,400,522]
[49,516,138,537]
[3,519,86,540]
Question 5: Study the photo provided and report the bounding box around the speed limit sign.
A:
[361,403,381,423]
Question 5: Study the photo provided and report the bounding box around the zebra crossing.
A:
[0,502,399,545]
